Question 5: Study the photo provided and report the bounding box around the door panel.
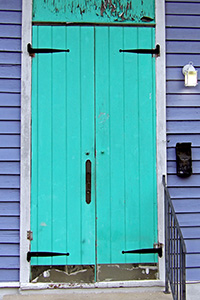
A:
[95,27,157,264]
[31,26,157,269]
[31,26,95,266]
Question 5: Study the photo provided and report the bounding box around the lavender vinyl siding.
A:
[0,0,21,282]
[166,0,200,281]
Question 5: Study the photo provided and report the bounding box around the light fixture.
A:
[182,62,198,87]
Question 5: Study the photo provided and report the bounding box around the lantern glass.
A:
[185,70,198,87]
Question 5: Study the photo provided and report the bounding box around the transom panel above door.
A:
[31,26,157,272]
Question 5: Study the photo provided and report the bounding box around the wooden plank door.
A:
[31,26,157,270]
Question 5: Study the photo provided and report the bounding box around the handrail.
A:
[163,175,187,300]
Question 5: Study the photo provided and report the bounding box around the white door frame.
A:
[20,0,166,287]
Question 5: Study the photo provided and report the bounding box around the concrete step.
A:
[3,287,172,300]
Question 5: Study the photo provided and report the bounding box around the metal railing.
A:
[163,175,187,300]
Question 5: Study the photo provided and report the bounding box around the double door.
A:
[31,26,157,272]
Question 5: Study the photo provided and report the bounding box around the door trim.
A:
[20,0,166,286]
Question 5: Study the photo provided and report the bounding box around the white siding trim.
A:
[20,0,166,285]
[0,283,19,288]
[155,0,166,282]
[20,0,32,284]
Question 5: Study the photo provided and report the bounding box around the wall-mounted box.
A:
[176,143,192,178]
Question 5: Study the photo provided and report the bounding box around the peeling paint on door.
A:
[33,0,155,24]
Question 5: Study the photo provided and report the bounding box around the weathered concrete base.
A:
[2,287,172,300]
[187,282,200,300]
[0,288,19,300]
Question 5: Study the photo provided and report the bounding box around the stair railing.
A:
[163,175,186,300]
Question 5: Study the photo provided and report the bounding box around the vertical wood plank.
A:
[31,25,38,265]
[95,26,111,264]
[109,26,125,263]
[65,26,82,265]
[51,26,67,265]
[123,27,140,263]
[37,26,52,265]
[80,26,95,264]
[138,27,157,263]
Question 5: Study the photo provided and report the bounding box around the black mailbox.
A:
[176,143,192,178]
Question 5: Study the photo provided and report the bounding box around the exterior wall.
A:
[0,0,22,282]
[166,0,200,281]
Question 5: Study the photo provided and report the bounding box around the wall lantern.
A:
[182,62,198,87]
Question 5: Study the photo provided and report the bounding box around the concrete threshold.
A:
[3,287,172,300]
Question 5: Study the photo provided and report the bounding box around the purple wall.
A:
[0,0,21,282]
[166,0,200,281]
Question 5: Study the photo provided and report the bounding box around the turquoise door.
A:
[31,26,157,270]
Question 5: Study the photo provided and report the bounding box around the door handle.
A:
[86,159,91,204]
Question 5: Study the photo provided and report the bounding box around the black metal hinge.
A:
[122,244,163,258]
[27,43,70,56]
[119,44,160,56]
[27,251,70,262]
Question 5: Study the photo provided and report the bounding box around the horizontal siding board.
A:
[0,79,21,93]
[168,174,200,187]
[0,11,22,24]
[167,41,200,54]
[0,38,21,52]
[0,175,20,189]
[0,162,20,174]
[166,54,200,67]
[177,214,200,226]
[0,244,19,256]
[0,189,19,202]
[0,269,19,282]
[185,239,200,253]
[0,256,19,268]
[0,53,21,64]
[0,0,22,11]
[166,67,184,80]
[0,93,20,106]
[167,94,200,107]
[0,135,20,148]
[0,202,20,215]
[166,15,200,28]
[167,81,200,93]
[0,121,20,133]
[166,28,200,41]
[0,107,20,120]
[167,135,200,147]
[0,25,21,38]
[0,149,20,161]
[0,65,21,79]
[0,216,20,230]
[167,121,200,133]
[187,254,200,269]
[166,3,200,15]
[167,107,200,120]
[0,230,19,243]
[186,269,200,281]
[182,227,200,239]
[166,0,200,2]
[169,187,200,199]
